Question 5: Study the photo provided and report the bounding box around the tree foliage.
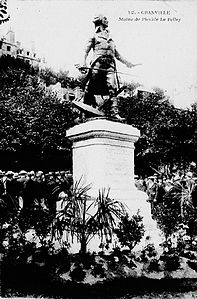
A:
[119,86,197,176]
[0,55,76,170]
[152,178,197,240]
[39,67,81,89]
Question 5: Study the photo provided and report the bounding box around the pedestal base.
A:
[67,119,163,252]
[67,118,140,199]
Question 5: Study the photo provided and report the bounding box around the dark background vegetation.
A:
[1,55,197,175]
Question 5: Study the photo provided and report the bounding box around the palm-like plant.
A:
[169,179,195,218]
[94,189,127,250]
[52,178,92,251]
[54,181,127,254]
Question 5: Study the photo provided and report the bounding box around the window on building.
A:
[33,53,36,58]
[27,51,30,56]
[7,46,11,51]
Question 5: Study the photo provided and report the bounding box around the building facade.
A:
[0,29,43,67]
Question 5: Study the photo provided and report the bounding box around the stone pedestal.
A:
[67,118,163,250]
[67,118,140,200]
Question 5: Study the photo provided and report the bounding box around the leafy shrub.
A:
[115,212,145,250]
[70,263,86,282]
[111,247,131,266]
[140,243,157,263]
[52,248,71,273]
[57,258,71,274]
[148,258,161,272]
[73,252,96,270]
[163,254,180,272]
[91,263,106,278]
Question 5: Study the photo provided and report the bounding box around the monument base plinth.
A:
[67,118,163,252]
[67,118,139,198]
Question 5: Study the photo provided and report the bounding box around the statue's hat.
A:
[92,14,108,27]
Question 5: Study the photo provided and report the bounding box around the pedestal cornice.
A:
[67,119,140,144]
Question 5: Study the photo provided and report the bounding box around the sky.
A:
[1,0,197,108]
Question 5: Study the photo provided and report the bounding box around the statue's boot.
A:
[111,97,126,122]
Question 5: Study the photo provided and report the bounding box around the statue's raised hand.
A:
[126,62,142,68]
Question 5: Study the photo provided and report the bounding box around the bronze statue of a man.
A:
[77,14,140,120]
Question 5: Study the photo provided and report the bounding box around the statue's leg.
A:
[83,68,97,107]
[105,67,124,121]
[83,85,97,107]
[106,65,116,97]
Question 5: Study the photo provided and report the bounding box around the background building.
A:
[0,28,45,67]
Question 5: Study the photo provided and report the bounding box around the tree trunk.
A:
[80,234,87,255]
[80,198,87,254]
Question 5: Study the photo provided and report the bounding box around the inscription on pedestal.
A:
[67,119,139,200]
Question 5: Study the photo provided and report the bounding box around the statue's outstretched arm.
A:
[115,48,141,68]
